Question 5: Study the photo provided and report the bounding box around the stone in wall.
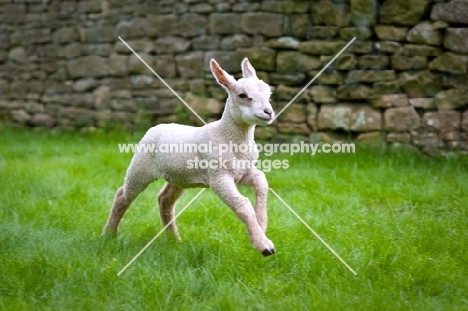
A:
[406,21,443,46]
[312,1,351,27]
[318,104,381,131]
[400,70,443,98]
[277,52,320,73]
[429,53,468,75]
[351,0,378,26]
[241,13,283,37]
[379,0,432,26]
[422,110,461,140]
[431,0,468,25]
[385,106,420,132]
[435,89,468,110]
[374,25,408,41]
[444,29,468,54]
[209,14,242,34]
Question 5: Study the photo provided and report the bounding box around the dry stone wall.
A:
[1,0,468,153]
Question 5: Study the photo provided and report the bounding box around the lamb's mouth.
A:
[256,115,271,122]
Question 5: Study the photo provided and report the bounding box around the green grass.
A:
[1,127,467,310]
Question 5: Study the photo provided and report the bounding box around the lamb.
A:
[102,58,276,256]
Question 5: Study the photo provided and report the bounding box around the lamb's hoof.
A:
[262,248,276,257]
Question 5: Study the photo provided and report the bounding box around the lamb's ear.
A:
[241,57,256,79]
[210,58,235,90]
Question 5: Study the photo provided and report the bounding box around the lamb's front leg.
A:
[211,174,275,256]
[239,168,269,233]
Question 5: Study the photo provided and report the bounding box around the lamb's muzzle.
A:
[103,57,276,256]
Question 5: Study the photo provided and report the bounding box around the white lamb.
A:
[103,58,276,256]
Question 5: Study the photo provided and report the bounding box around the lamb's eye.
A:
[238,93,247,99]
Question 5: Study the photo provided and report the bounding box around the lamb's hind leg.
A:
[102,156,156,236]
[158,182,185,239]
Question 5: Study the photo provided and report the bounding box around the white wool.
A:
[103,58,276,256]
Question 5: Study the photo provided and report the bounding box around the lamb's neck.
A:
[218,101,255,144]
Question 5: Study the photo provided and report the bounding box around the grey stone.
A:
[374,25,408,41]
[73,78,97,92]
[429,53,468,75]
[155,36,191,54]
[411,131,441,148]
[52,28,79,43]
[277,103,307,123]
[176,52,205,78]
[339,27,372,40]
[358,55,389,70]
[84,27,115,43]
[307,70,344,85]
[31,113,55,128]
[82,44,113,57]
[368,94,409,108]
[387,132,411,143]
[435,89,468,110]
[277,51,320,73]
[385,106,420,132]
[409,98,436,110]
[337,84,371,99]
[462,111,468,133]
[380,0,431,26]
[422,111,461,134]
[192,35,219,50]
[345,70,396,84]
[8,46,27,63]
[241,13,283,37]
[115,18,147,39]
[238,48,276,71]
[93,86,111,110]
[204,51,240,73]
[220,34,252,50]
[269,73,306,85]
[299,41,347,55]
[407,22,443,46]
[377,41,403,54]
[322,54,357,70]
[290,15,311,39]
[190,2,214,13]
[400,70,443,98]
[67,56,108,79]
[147,14,207,38]
[265,37,300,50]
[24,28,51,43]
[11,109,31,124]
[346,41,374,54]
[402,44,442,57]
[108,54,128,77]
[154,55,177,78]
[444,28,468,54]
[71,93,94,108]
[431,0,468,25]
[391,55,427,70]
[307,27,339,39]
[128,53,152,75]
[318,104,381,131]
[209,14,242,34]
[312,1,351,27]
[309,86,336,104]
[351,0,378,26]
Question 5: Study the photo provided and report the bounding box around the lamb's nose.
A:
[264,108,272,115]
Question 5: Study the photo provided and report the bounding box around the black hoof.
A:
[262,248,276,257]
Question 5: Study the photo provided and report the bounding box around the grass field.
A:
[1,127,467,310]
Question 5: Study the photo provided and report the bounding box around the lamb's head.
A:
[210,58,274,126]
